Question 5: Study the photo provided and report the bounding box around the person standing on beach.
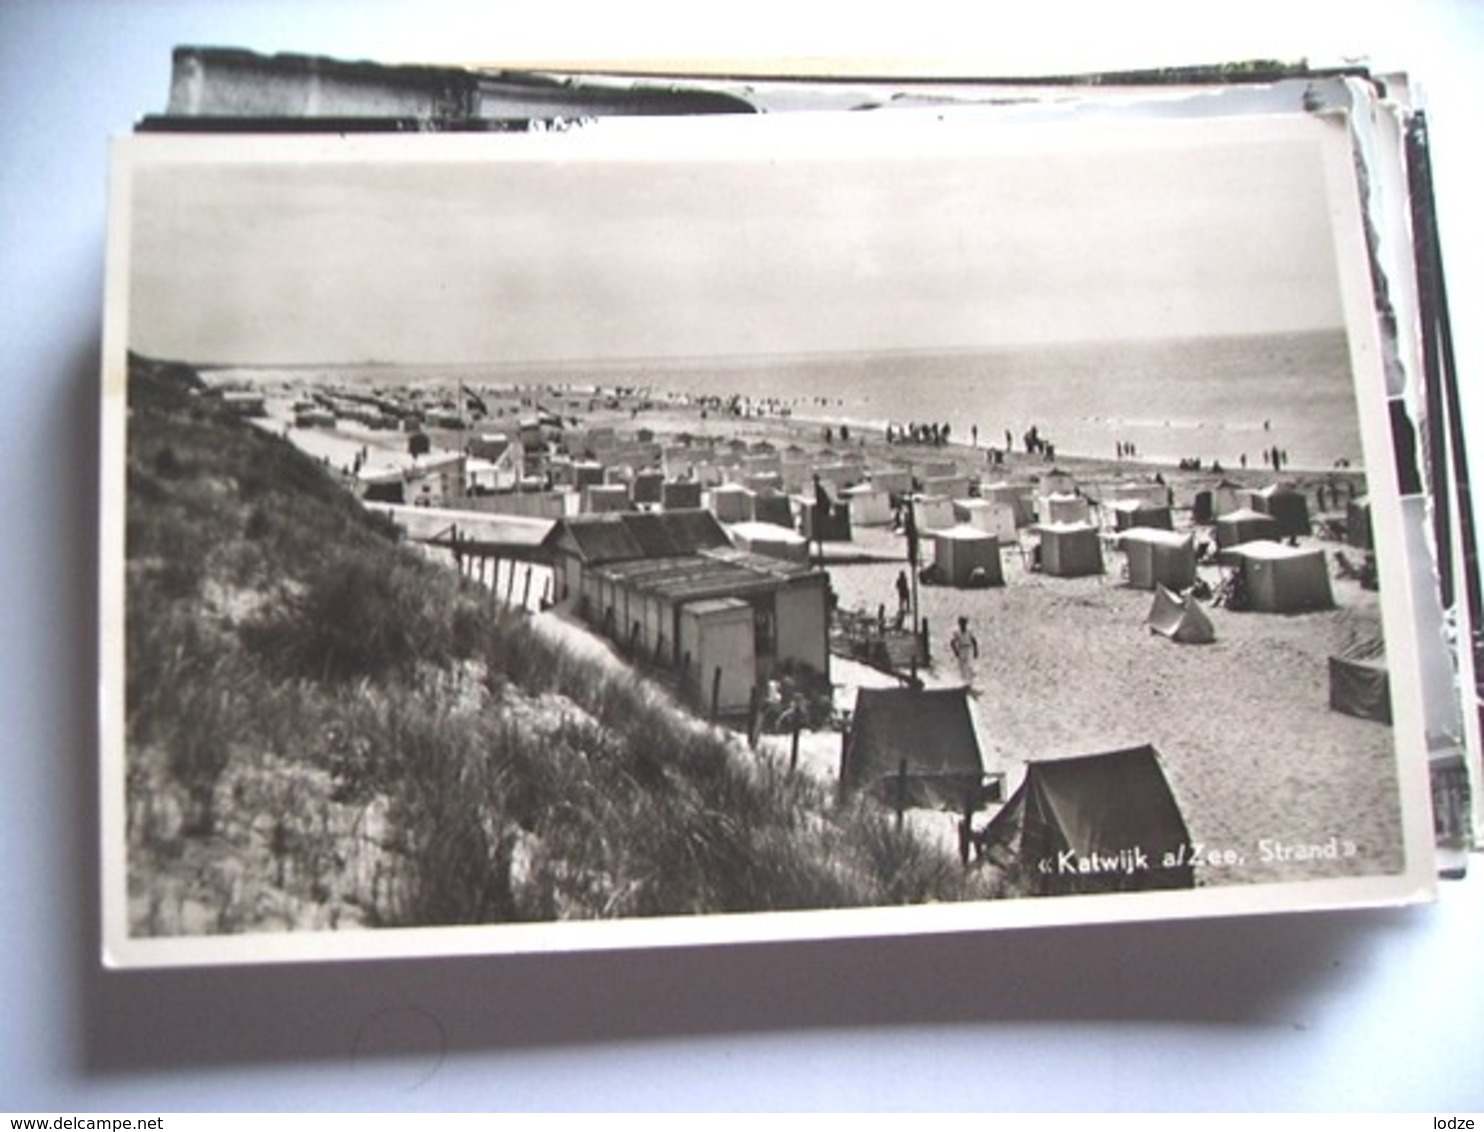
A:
[895,569,911,623]
[950,615,980,692]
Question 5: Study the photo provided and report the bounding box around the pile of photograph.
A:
[100,46,1481,968]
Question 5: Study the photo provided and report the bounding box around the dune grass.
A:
[123,354,1001,935]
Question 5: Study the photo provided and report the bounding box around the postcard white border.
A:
[100,108,1438,969]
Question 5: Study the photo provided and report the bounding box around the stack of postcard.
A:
[99,47,1480,968]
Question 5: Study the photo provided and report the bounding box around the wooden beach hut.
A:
[932,526,1004,588]
[678,598,756,715]
[1037,521,1104,577]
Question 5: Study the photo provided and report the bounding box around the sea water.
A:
[251,328,1364,472]
[487,329,1361,472]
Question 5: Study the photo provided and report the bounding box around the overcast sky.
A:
[125,111,1348,366]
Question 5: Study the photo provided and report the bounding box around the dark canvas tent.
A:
[1230,542,1335,613]
[1146,584,1216,644]
[1109,499,1174,532]
[1038,521,1104,577]
[1119,529,1196,591]
[1347,495,1374,549]
[1328,616,1391,723]
[841,686,989,810]
[978,745,1195,895]
[1214,508,1282,556]
[1250,484,1311,539]
[932,525,1004,588]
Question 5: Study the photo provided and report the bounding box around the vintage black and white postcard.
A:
[100,101,1440,967]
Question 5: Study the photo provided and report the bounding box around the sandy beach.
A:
[245,371,1402,890]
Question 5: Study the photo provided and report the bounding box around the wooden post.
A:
[747,683,761,750]
[522,565,533,612]
[711,666,723,721]
[790,719,801,773]
[505,558,517,607]
[920,617,931,662]
[838,722,851,800]
[895,758,908,831]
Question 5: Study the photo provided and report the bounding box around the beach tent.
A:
[1109,499,1174,532]
[1119,529,1196,591]
[1108,482,1171,508]
[778,457,812,493]
[1041,467,1077,496]
[953,497,1019,541]
[728,521,810,564]
[977,745,1195,895]
[920,474,971,500]
[631,469,665,505]
[981,482,1036,528]
[813,462,862,489]
[841,686,988,810]
[1145,585,1216,644]
[796,493,853,542]
[751,490,796,530]
[581,483,631,514]
[1249,484,1311,539]
[1214,508,1282,553]
[1229,541,1335,613]
[708,482,753,523]
[742,452,782,475]
[661,479,703,510]
[1043,492,1091,526]
[1194,479,1248,523]
[868,469,914,498]
[932,526,1004,587]
[357,465,406,504]
[1038,521,1104,578]
[741,471,783,495]
[1328,616,1391,723]
[572,460,606,488]
[915,459,958,482]
[1347,495,1374,550]
[843,483,894,527]
[911,495,958,532]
